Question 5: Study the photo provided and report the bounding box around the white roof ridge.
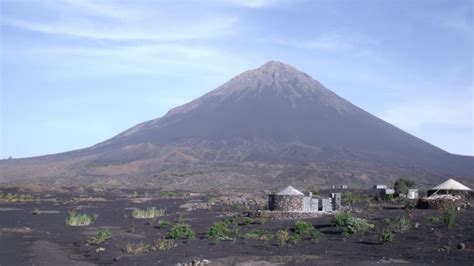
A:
[432,178,471,191]
[276,185,304,195]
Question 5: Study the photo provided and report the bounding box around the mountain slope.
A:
[1,61,472,190]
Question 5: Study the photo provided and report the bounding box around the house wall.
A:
[302,197,319,212]
[321,198,332,212]
[268,195,303,211]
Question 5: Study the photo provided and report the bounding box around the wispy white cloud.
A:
[1,16,238,41]
[19,43,253,79]
[53,0,138,19]
[1,0,240,41]
[272,32,378,51]
[216,0,279,8]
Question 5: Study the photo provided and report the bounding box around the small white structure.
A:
[407,189,419,199]
[428,179,472,197]
[373,185,387,190]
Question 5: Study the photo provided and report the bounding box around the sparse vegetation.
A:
[243,229,273,240]
[332,213,373,236]
[443,208,455,229]
[426,215,440,224]
[132,207,165,219]
[167,223,195,240]
[289,233,302,245]
[0,193,35,202]
[379,228,395,243]
[241,217,253,226]
[294,220,322,241]
[156,220,172,229]
[276,229,290,247]
[159,191,184,198]
[341,191,360,205]
[294,220,313,235]
[208,221,233,241]
[392,216,412,233]
[383,218,392,224]
[126,242,151,255]
[153,239,177,251]
[87,229,112,245]
[332,212,351,227]
[257,211,271,224]
[66,211,93,226]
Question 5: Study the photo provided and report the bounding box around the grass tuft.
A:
[153,239,177,251]
[87,229,112,245]
[126,242,151,255]
[66,211,93,226]
[0,193,35,202]
[132,207,165,219]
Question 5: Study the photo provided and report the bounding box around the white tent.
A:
[431,179,471,191]
[276,186,304,196]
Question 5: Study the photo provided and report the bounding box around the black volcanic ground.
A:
[0,61,472,189]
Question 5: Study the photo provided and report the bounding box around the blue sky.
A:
[0,0,472,158]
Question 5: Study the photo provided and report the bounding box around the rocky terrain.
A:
[0,187,473,265]
[0,61,472,190]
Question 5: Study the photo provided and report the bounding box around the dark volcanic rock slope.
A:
[1,61,472,189]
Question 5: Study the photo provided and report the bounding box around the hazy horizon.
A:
[1,0,473,158]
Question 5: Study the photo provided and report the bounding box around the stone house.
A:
[268,186,340,213]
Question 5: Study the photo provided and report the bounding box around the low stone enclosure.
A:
[248,186,341,220]
[417,179,473,210]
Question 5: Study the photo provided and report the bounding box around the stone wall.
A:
[248,210,325,220]
[321,198,332,212]
[268,195,303,211]
[331,193,341,211]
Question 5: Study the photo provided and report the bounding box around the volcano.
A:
[1,61,472,190]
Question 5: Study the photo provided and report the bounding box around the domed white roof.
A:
[432,179,471,191]
[276,186,304,195]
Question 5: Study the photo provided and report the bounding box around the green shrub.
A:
[66,211,93,226]
[167,223,195,240]
[426,215,440,224]
[383,218,392,224]
[126,242,151,255]
[332,212,351,227]
[443,208,455,229]
[393,216,412,233]
[289,233,301,245]
[340,217,374,236]
[242,217,253,226]
[157,220,172,229]
[87,229,112,245]
[207,221,232,241]
[394,178,416,195]
[332,212,369,236]
[379,229,394,243]
[294,220,313,235]
[293,220,322,241]
[132,207,165,219]
[153,239,176,251]
[341,191,359,205]
[276,229,289,247]
[309,229,322,242]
